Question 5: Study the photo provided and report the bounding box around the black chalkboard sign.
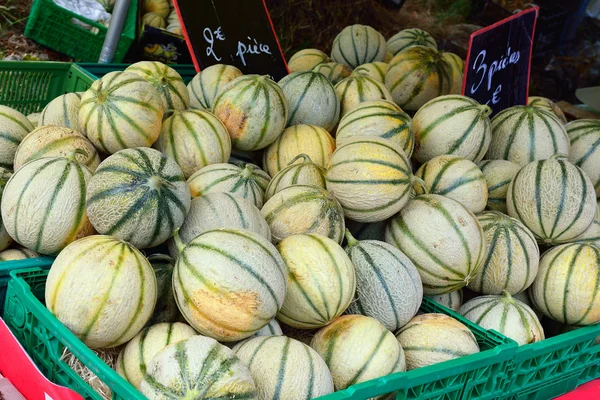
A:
[462,7,539,116]
[172,0,289,80]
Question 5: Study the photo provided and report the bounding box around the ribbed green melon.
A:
[335,100,413,157]
[486,105,570,166]
[277,233,355,328]
[86,147,191,249]
[0,168,13,252]
[79,71,164,154]
[469,212,539,295]
[396,313,479,370]
[326,137,412,223]
[311,315,405,390]
[507,158,596,244]
[279,71,340,131]
[528,96,567,124]
[442,53,464,94]
[213,75,288,151]
[345,230,422,331]
[142,12,165,29]
[146,254,181,324]
[1,153,94,254]
[387,28,437,56]
[14,125,100,171]
[45,235,157,348]
[261,185,345,244]
[331,24,387,69]
[530,243,600,325]
[265,154,326,200]
[385,46,453,111]
[459,292,544,345]
[166,23,182,35]
[386,194,486,295]
[39,92,83,131]
[425,289,463,312]
[442,52,464,73]
[187,162,270,208]
[288,48,331,73]
[263,124,335,177]
[153,109,232,178]
[0,105,34,168]
[173,228,286,341]
[140,336,257,399]
[188,64,243,110]
[313,62,352,85]
[234,336,334,399]
[345,218,388,242]
[0,247,39,261]
[143,0,169,17]
[414,155,488,214]
[353,62,388,83]
[478,160,521,213]
[412,95,492,164]
[117,322,197,388]
[335,73,393,116]
[566,119,600,197]
[126,61,189,111]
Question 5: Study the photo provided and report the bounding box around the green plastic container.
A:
[3,264,517,400]
[78,63,197,84]
[0,61,94,115]
[25,0,137,62]
[0,258,54,314]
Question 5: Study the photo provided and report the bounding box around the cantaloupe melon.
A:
[345,230,422,331]
[117,322,197,388]
[478,160,521,213]
[507,158,596,244]
[142,12,166,29]
[441,52,464,73]
[331,25,387,69]
[263,124,335,177]
[79,72,164,154]
[326,137,412,222]
[140,336,257,399]
[386,194,485,295]
[14,125,100,171]
[396,313,479,369]
[311,315,405,390]
[276,233,355,328]
[288,48,330,73]
[279,71,340,131]
[265,154,326,200]
[213,75,288,151]
[385,47,453,112]
[86,147,191,249]
[0,247,39,261]
[173,228,286,341]
[486,105,570,166]
[354,62,388,83]
[469,212,539,295]
[387,28,437,56]
[45,235,157,348]
[528,96,567,124]
[126,61,189,111]
[234,336,334,399]
[530,243,600,325]
[153,109,231,178]
[414,155,488,214]
[313,62,352,85]
[146,254,181,324]
[0,105,34,168]
[335,100,413,157]
[566,119,600,197]
[0,168,13,253]
[335,73,393,116]
[425,289,463,312]
[1,153,94,255]
[165,23,183,36]
[443,54,464,95]
[188,64,243,110]
[143,0,169,17]
[261,185,345,244]
[39,92,83,131]
[459,292,544,345]
[412,95,492,164]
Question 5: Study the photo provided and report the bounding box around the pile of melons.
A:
[0,22,598,400]
[141,0,182,35]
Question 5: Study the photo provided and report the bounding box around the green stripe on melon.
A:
[0,105,34,168]
[45,235,158,348]
[412,95,492,164]
[188,64,243,110]
[313,62,352,85]
[79,71,164,154]
[478,160,521,213]
[288,48,331,73]
[441,52,464,73]
[387,28,437,56]
[251,319,283,337]
[153,109,232,178]
[265,154,326,200]
[86,147,191,249]
[425,289,463,312]
[566,119,600,197]
[353,62,389,83]
[125,61,190,111]
[385,194,485,295]
[331,24,387,69]
[143,12,166,28]
[335,73,393,117]
[528,96,567,124]
[173,228,286,341]
[39,92,83,131]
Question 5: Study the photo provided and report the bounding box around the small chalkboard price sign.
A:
[462,7,539,116]
[172,0,289,80]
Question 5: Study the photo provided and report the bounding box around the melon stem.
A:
[287,153,312,166]
[480,105,492,117]
[501,290,514,302]
[411,176,428,195]
[65,148,89,162]
[241,165,254,179]
[345,229,358,248]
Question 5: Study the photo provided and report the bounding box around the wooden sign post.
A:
[462,7,539,116]
[172,0,289,80]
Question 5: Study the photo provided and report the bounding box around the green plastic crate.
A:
[25,0,137,62]
[0,61,94,115]
[0,257,54,314]
[77,63,197,84]
[3,264,517,400]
